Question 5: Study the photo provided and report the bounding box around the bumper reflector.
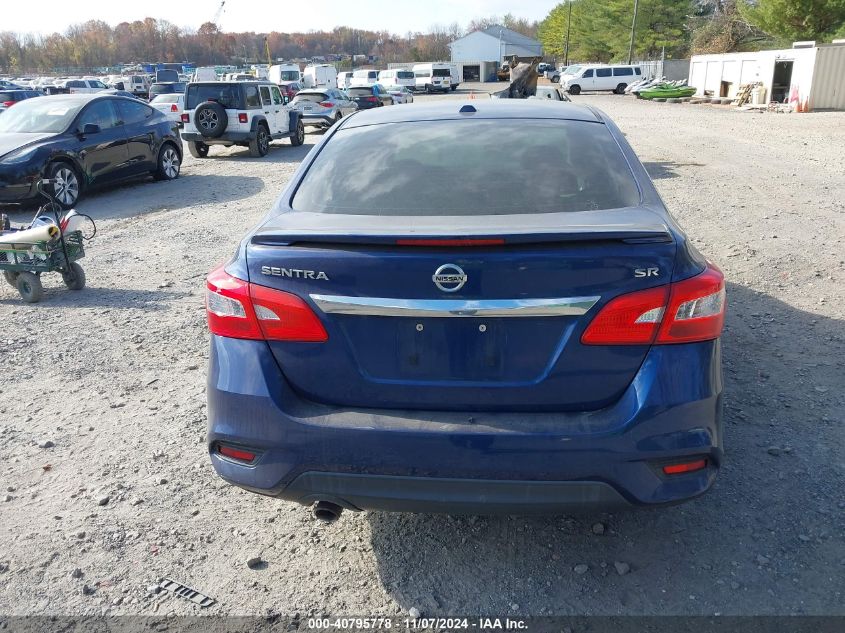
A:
[217,444,257,463]
[662,459,707,475]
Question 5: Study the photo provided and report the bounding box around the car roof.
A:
[342,100,603,128]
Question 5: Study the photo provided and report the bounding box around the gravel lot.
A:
[1,85,843,618]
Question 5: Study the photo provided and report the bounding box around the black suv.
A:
[181,81,304,158]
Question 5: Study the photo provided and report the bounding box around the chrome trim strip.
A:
[310,295,601,318]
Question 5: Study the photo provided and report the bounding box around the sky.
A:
[2,0,553,35]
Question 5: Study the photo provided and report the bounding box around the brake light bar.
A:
[396,239,506,247]
[582,264,726,346]
[206,265,328,342]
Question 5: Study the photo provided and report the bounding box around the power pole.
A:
[627,0,639,65]
[564,0,572,67]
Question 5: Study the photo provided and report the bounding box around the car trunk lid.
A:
[246,208,676,412]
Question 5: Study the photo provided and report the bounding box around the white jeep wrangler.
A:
[181,80,305,158]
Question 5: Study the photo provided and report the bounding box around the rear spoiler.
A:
[251,229,672,247]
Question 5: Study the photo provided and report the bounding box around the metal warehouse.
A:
[449,25,543,82]
[688,41,845,110]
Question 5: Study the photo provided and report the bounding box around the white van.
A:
[411,63,452,92]
[303,64,338,89]
[269,64,302,84]
[378,69,415,89]
[562,64,642,95]
[337,71,353,90]
[350,69,380,87]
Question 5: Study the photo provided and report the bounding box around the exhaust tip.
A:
[313,500,343,523]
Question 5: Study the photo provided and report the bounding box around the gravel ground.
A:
[0,85,843,618]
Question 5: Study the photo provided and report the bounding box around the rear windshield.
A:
[347,87,374,97]
[396,71,414,79]
[278,71,299,81]
[293,93,328,103]
[186,84,241,110]
[0,91,23,101]
[432,69,450,77]
[292,119,640,215]
[152,94,181,103]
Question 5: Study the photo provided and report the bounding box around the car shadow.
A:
[0,286,190,309]
[0,173,265,223]
[202,140,317,162]
[365,281,845,616]
[643,161,706,180]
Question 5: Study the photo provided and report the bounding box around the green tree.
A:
[538,0,692,63]
[739,0,845,42]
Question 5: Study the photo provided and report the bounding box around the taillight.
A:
[180,113,189,123]
[206,265,328,342]
[582,264,725,346]
[238,113,248,123]
[366,96,378,103]
[170,104,178,112]
[656,265,726,344]
[318,101,334,108]
[2,101,14,107]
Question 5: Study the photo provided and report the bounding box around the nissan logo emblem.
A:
[432,264,467,293]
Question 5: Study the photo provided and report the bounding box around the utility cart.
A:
[0,179,88,303]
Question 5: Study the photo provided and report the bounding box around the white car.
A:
[349,70,380,87]
[383,85,414,104]
[150,93,186,125]
[62,78,109,94]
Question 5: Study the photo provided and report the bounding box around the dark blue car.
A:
[206,100,726,519]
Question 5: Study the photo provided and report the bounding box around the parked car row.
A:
[337,64,460,93]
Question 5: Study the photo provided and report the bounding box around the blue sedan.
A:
[205,100,726,519]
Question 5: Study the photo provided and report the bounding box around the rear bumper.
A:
[301,113,333,126]
[207,336,723,513]
[265,472,630,514]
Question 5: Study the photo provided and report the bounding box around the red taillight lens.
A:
[318,101,334,108]
[366,96,378,103]
[206,266,262,340]
[217,444,257,463]
[238,113,248,123]
[2,101,14,107]
[249,284,329,342]
[581,285,669,345]
[582,264,725,346]
[206,266,328,342]
[662,458,707,475]
[656,264,726,344]
[170,104,178,112]
[180,113,189,123]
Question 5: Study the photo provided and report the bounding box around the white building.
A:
[688,41,845,110]
[448,26,543,82]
